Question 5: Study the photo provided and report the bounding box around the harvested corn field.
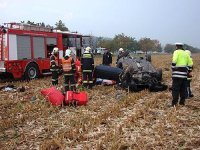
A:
[0,54,200,150]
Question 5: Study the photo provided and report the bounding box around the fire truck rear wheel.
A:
[24,63,39,80]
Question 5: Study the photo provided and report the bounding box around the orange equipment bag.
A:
[41,87,64,106]
[65,91,88,106]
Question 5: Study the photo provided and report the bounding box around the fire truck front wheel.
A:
[24,63,39,80]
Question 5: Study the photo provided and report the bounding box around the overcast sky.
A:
[1,0,200,48]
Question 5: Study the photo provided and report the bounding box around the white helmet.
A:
[65,49,71,57]
[185,50,191,57]
[119,48,124,52]
[175,42,184,46]
[85,46,91,52]
[52,47,59,54]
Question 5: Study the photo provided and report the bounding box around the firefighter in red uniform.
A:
[50,47,59,85]
[81,47,94,89]
[62,49,76,92]
[75,57,82,86]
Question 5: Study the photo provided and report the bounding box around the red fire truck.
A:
[0,23,83,80]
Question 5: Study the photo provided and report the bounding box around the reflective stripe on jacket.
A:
[62,57,73,72]
[81,52,94,71]
[171,49,193,78]
[50,55,59,71]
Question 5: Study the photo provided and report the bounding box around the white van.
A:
[96,47,106,55]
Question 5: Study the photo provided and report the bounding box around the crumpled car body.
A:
[116,54,167,92]
[94,52,168,92]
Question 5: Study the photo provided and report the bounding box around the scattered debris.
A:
[96,78,116,86]
[0,84,25,92]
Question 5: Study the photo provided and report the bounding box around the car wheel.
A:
[156,69,162,81]
[117,62,123,69]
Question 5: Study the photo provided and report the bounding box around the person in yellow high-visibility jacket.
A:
[185,50,194,98]
[171,43,193,106]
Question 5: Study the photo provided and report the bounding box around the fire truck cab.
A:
[0,23,83,80]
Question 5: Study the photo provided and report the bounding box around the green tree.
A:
[113,33,129,50]
[97,37,105,47]
[164,43,200,53]
[98,37,113,51]
[113,33,139,51]
[164,44,175,53]
[97,33,139,52]
[184,44,200,53]
[129,37,140,51]
[27,20,35,25]
[138,38,154,53]
[55,20,69,31]
[20,21,53,28]
[138,38,162,53]
[152,40,162,52]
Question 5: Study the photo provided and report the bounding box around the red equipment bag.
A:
[65,91,88,106]
[41,87,64,106]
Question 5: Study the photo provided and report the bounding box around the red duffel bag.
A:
[65,91,88,106]
[41,87,64,106]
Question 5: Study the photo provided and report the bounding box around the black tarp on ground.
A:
[94,65,123,82]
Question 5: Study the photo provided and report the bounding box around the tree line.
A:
[97,34,162,53]
[21,20,200,53]
[98,35,200,53]
[164,44,200,53]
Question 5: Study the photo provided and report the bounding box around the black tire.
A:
[149,83,168,92]
[156,69,162,81]
[117,62,123,69]
[24,63,39,80]
[145,54,151,62]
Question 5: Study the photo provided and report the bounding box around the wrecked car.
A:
[94,51,167,92]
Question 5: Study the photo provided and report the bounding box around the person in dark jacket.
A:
[50,47,59,85]
[81,47,94,89]
[185,50,194,98]
[62,49,76,92]
[102,48,112,66]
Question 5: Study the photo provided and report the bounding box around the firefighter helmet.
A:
[175,42,183,46]
[52,47,59,54]
[119,48,124,52]
[85,46,91,52]
[65,49,71,56]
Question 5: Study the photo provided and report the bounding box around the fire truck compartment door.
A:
[33,37,45,58]
[9,34,18,60]
[17,35,31,59]
[46,38,56,45]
